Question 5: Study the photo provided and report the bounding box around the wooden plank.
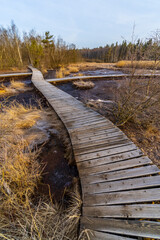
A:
[73,134,128,148]
[85,230,136,240]
[82,175,160,195]
[58,108,97,116]
[84,188,160,205]
[80,165,160,184]
[74,139,131,155]
[77,150,143,169]
[72,133,127,147]
[76,142,135,157]
[65,116,106,126]
[62,113,100,121]
[78,156,152,176]
[81,217,160,239]
[72,131,124,144]
[70,128,120,141]
[83,204,160,218]
[76,144,138,162]
[67,119,110,130]
[69,122,114,134]
[66,119,108,129]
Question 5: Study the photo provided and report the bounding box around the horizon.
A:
[0,0,160,48]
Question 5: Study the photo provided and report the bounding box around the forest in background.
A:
[0,22,160,71]
[80,32,160,64]
[0,22,81,71]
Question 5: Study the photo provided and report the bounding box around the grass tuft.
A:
[67,66,79,73]
[56,66,80,78]
[73,80,95,89]
[0,81,31,97]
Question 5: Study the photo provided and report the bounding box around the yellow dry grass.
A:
[67,66,79,73]
[73,73,84,77]
[68,62,116,70]
[116,60,160,69]
[0,102,82,239]
[10,80,25,89]
[56,66,79,78]
[73,80,95,89]
[1,103,41,131]
[56,67,70,78]
[0,81,31,97]
[0,103,42,207]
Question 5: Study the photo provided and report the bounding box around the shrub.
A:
[113,77,160,126]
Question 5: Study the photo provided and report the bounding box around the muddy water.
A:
[73,68,124,76]
[45,68,124,102]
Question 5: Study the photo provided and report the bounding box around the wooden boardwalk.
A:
[30,67,160,239]
[46,73,160,83]
[0,72,32,78]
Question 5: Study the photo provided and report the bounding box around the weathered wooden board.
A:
[80,165,159,184]
[83,204,160,218]
[78,156,152,176]
[82,175,160,195]
[81,217,160,239]
[72,133,128,148]
[83,188,160,205]
[86,230,136,240]
[76,144,138,162]
[76,149,143,168]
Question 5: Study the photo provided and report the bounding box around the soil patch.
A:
[38,135,78,202]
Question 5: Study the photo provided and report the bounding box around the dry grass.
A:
[0,81,31,97]
[10,80,26,89]
[56,66,79,78]
[116,60,160,69]
[0,103,42,207]
[73,80,95,89]
[0,102,81,239]
[67,66,79,73]
[0,103,41,132]
[0,68,28,74]
[68,62,116,70]
[0,183,81,240]
[56,67,70,78]
[73,73,84,77]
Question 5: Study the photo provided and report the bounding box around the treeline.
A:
[80,36,160,63]
[0,22,81,70]
[1,22,160,70]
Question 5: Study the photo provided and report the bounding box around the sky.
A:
[0,0,160,48]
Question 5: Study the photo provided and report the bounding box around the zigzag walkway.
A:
[31,67,160,239]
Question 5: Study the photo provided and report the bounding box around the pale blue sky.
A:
[0,0,160,48]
